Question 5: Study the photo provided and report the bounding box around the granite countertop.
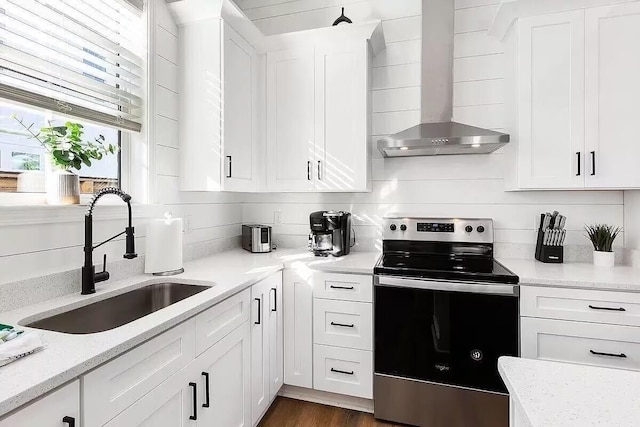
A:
[0,248,380,418]
[498,258,640,292]
[498,356,640,427]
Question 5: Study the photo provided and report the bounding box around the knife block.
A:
[535,229,563,263]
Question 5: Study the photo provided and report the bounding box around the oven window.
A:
[374,285,518,393]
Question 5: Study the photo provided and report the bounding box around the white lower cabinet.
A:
[251,272,284,425]
[0,380,80,427]
[313,344,373,399]
[283,269,314,388]
[521,285,640,372]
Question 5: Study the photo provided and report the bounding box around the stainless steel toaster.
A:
[242,225,272,253]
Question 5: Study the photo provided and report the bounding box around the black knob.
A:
[477,225,485,233]
[400,224,407,231]
[390,224,397,231]
[465,225,473,233]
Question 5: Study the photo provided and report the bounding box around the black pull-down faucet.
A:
[82,187,138,295]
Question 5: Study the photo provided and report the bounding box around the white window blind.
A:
[0,0,146,132]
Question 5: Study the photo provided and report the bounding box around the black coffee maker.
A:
[309,211,352,257]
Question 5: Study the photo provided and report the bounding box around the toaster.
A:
[242,225,272,253]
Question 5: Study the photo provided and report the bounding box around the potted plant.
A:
[584,224,621,267]
[12,115,119,205]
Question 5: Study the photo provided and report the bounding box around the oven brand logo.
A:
[435,364,450,372]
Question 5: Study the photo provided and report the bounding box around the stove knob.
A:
[400,224,407,231]
[390,224,397,231]
[477,225,485,233]
[465,225,473,233]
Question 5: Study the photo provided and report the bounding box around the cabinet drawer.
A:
[313,299,372,351]
[196,288,250,355]
[313,273,372,303]
[521,317,640,371]
[313,344,373,399]
[0,380,79,427]
[521,286,640,327]
[83,319,196,427]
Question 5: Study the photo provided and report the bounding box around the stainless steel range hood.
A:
[377,0,510,158]
[377,122,510,158]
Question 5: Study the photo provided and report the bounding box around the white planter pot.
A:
[47,170,80,205]
[593,250,615,268]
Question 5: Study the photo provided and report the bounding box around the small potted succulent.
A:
[12,115,119,205]
[584,224,621,267]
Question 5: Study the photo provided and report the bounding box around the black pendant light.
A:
[332,7,352,26]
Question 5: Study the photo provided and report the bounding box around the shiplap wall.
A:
[239,0,624,258]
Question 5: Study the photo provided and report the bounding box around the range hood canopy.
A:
[377,122,510,158]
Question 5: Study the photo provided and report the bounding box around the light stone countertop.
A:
[498,258,640,292]
[0,248,380,418]
[498,356,640,426]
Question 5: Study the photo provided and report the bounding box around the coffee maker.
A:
[309,211,352,257]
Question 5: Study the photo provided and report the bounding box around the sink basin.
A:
[25,282,211,334]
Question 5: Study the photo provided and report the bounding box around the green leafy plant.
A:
[584,224,621,252]
[11,115,118,172]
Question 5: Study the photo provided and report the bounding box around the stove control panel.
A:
[383,217,493,244]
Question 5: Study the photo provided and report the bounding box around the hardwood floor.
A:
[258,397,405,427]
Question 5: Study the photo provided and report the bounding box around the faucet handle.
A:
[94,254,110,284]
[102,254,107,273]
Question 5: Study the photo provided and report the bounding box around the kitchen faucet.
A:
[82,187,137,295]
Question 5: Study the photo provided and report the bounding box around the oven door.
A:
[374,275,519,393]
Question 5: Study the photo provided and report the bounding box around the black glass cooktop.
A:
[375,241,519,284]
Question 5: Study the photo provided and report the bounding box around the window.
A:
[0,0,145,200]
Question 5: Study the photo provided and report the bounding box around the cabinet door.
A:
[516,11,585,189]
[268,272,284,399]
[585,3,640,188]
[283,269,313,388]
[223,22,257,191]
[266,48,316,191]
[0,380,79,427]
[179,19,223,191]
[197,322,251,427]
[103,366,195,427]
[250,279,270,424]
[314,42,369,192]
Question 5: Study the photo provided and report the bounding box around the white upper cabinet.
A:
[314,42,370,192]
[265,48,316,192]
[511,11,585,189]
[584,2,640,189]
[223,22,258,192]
[503,2,640,190]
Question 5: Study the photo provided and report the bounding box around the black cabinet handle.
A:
[330,285,355,290]
[202,372,210,408]
[589,304,625,312]
[189,382,197,420]
[62,416,75,427]
[331,368,354,375]
[590,350,627,358]
[590,151,596,176]
[307,161,311,180]
[226,156,232,178]
[330,321,354,328]
[255,297,261,324]
[271,288,277,312]
[318,160,322,180]
[576,152,581,176]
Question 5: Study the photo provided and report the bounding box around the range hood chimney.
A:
[377,0,509,158]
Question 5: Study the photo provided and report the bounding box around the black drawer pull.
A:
[330,321,354,328]
[576,152,581,176]
[255,297,261,325]
[271,287,277,312]
[62,416,75,427]
[189,382,198,420]
[202,372,210,408]
[330,285,355,290]
[588,304,626,312]
[590,350,627,358]
[591,151,596,176]
[331,368,354,375]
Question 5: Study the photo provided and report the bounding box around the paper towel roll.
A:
[145,214,184,275]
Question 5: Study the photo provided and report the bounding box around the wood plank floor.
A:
[258,397,405,427]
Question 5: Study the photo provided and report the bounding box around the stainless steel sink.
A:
[25,282,211,334]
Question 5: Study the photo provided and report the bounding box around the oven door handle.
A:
[376,276,519,296]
